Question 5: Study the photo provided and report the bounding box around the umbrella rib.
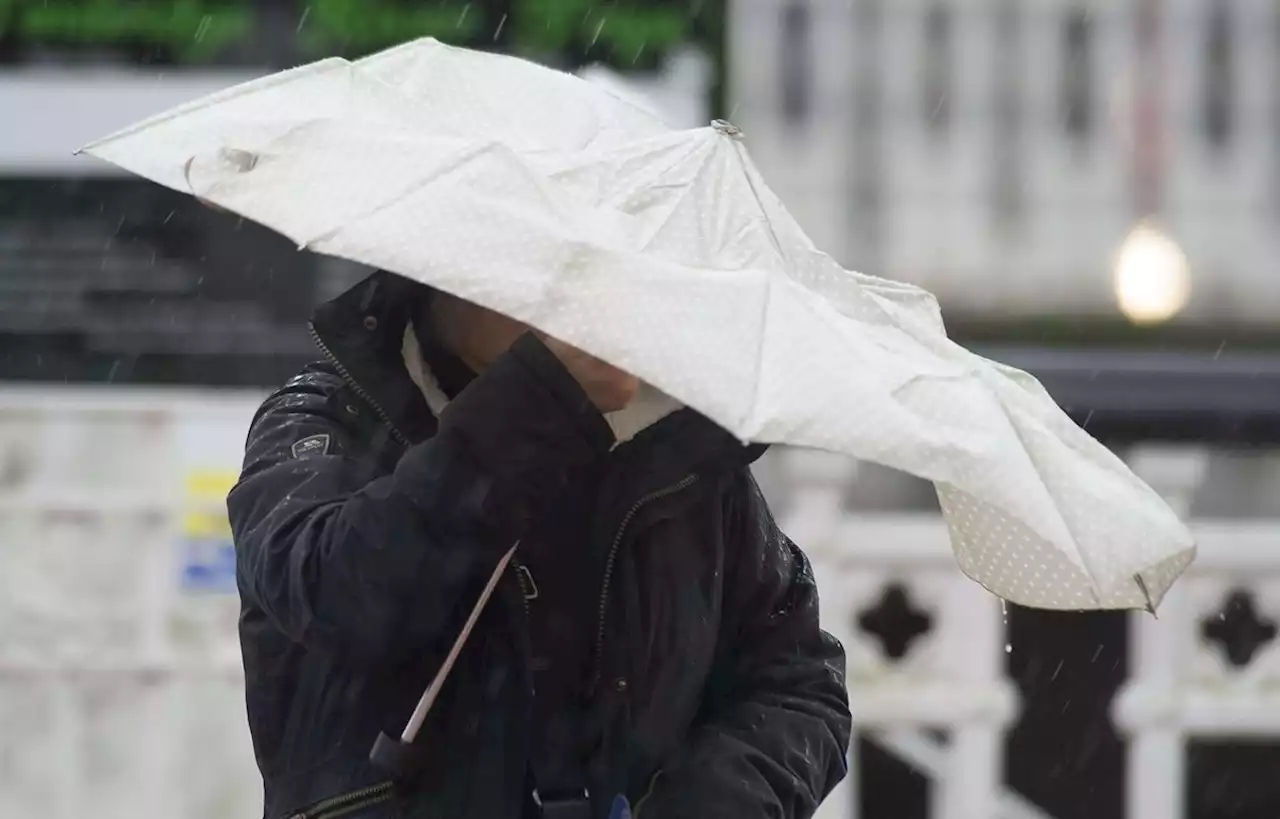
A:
[730,141,791,437]
[732,143,788,263]
[739,271,774,436]
[629,141,723,256]
[975,389,1104,599]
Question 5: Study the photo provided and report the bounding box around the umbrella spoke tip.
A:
[710,119,744,140]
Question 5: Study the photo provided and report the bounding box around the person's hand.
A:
[539,334,639,414]
[428,291,639,413]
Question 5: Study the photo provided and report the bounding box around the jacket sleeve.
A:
[635,472,851,819]
[228,334,614,665]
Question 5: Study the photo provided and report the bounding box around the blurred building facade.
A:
[728,3,1280,819]
[729,0,1280,326]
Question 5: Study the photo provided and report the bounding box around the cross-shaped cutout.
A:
[856,582,933,661]
[1201,589,1278,668]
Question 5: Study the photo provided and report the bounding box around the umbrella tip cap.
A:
[711,119,744,140]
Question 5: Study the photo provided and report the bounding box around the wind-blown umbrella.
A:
[79,38,1194,613]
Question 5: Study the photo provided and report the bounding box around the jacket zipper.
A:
[589,474,699,691]
[288,781,394,819]
[308,322,410,447]
[513,555,533,619]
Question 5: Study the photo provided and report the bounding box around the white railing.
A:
[2,388,1279,819]
[1112,451,1280,819]
[774,446,1280,819]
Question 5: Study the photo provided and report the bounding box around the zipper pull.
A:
[516,564,539,600]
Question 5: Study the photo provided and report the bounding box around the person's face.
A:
[430,292,528,372]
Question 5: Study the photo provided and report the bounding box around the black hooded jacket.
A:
[228,271,851,819]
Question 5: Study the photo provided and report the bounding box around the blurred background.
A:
[1,1,1279,818]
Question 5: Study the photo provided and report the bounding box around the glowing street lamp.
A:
[1113,223,1191,326]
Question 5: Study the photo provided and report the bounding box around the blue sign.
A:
[179,537,237,593]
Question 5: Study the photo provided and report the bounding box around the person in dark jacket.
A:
[228,269,851,819]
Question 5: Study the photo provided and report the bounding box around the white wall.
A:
[0,387,264,819]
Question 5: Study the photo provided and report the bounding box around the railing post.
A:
[777,448,860,819]
[1119,445,1208,819]
[937,577,1005,819]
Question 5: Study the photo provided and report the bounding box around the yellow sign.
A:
[181,469,239,539]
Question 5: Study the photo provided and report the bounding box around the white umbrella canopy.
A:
[79,38,1194,612]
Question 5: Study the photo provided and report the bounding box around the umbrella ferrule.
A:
[711,119,744,140]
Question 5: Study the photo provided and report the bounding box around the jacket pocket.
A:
[285,781,395,819]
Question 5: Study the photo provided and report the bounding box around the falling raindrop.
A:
[631,41,646,64]
[493,13,507,41]
[194,15,212,43]
[589,17,606,48]
[296,6,311,34]
[457,3,471,28]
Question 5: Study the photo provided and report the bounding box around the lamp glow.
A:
[1113,224,1191,326]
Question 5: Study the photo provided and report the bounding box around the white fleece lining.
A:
[401,324,680,446]
[403,323,452,416]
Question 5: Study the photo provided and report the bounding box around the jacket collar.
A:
[309,269,438,444]
[310,270,767,479]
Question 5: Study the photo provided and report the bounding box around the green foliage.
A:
[513,0,689,64]
[8,0,252,60]
[0,0,724,112]
[300,0,483,57]
[2,0,712,68]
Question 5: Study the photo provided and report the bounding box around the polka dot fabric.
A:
[81,38,1196,611]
